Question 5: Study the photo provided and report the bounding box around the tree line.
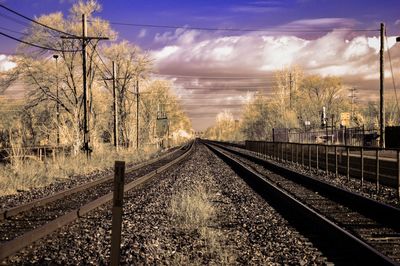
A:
[205,67,399,141]
[0,1,192,154]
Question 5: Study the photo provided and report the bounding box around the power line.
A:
[0,4,78,37]
[0,31,80,52]
[89,42,113,77]
[0,11,30,28]
[176,85,271,88]
[0,25,60,39]
[152,73,274,79]
[0,25,28,36]
[104,20,379,33]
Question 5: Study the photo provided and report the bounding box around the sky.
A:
[1,0,400,131]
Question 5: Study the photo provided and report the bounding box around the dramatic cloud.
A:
[0,55,16,72]
[150,27,400,130]
[152,29,399,80]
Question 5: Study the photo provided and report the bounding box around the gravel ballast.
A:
[3,143,328,265]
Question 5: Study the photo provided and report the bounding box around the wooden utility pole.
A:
[136,79,139,150]
[61,14,108,157]
[289,72,293,109]
[82,14,90,156]
[112,61,118,150]
[349,87,357,121]
[53,54,60,146]
[380,22,385,148]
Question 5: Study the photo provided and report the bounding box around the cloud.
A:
[0,55,16,72]
[150,25,400,130]
[230,6,281,13]
[282,18,358,30]
[138,28,147,38]
[154,28,202,45]
[152,28,398,80]
[229,0,284,13]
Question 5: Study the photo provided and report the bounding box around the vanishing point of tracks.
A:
[205,140,400,265]
[0,142,194,260]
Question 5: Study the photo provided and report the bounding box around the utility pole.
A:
[53,54,60,146]
[82,14,89,157]
[349,87,357,120]
[112,61,118,150]
[61,14,108,157]
[136,79,139,150]
[104,62,124,149]
[379,22,385,148]
[289,72,293,109]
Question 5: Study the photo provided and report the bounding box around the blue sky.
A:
[1,0,399,52]
[1,0,400,130]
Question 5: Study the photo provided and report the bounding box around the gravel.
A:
[3,143,328,265]
[229,146,400,208]
[0,149,170,210]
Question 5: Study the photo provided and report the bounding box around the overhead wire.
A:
[88,42,113,77]
[0,3,78,38]
[151,73,274,79]
[0,11,31,28]
[0,31,80,52]
[0,24,29,36]
[104,20,379,33]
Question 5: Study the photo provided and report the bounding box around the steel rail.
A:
[205,142,397,265]
[0,146,183,221]
[212,141,400,230]
[0,141,194,261]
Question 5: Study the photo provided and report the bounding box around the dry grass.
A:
[0,144,157,196]
[170,179,235,265]
[170,184,214,228]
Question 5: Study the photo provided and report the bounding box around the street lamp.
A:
[53,54,60,146]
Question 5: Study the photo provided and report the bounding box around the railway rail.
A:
[244,140,400,192]
[205,140,400,265]
[0,141,194,261]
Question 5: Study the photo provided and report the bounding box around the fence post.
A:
[291,143,294,163]
[397,150,400,201]
[361,147,364,189]
[273,142,275,160]
[308,145,311,170]
[335,146,338,178]
[263,142,266,159]
[376,149,380,194]
[284,143,287,162]
[325,145,329,176]
[346,147,350,181]
[301,144,304,166]
[316,145,319,171]
[111,161,126,266]
[296,144,299,164]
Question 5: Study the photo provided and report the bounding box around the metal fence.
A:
[273,126,379,147]
[244,140,400,197]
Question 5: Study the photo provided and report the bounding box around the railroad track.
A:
[205,141,400,265]
[0,141,194,261]
[243,140,400,189]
